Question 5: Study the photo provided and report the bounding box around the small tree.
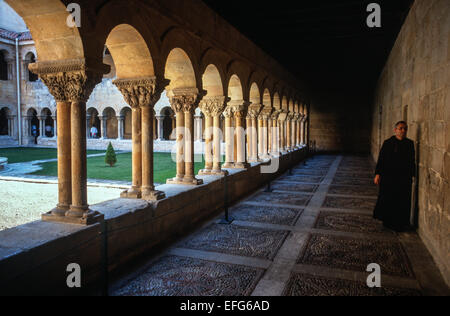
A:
[105,142,117,167]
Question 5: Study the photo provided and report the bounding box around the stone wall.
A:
[370,0,450,285]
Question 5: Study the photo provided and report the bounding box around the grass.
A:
[31,152,223,184]
[0,147,103,163]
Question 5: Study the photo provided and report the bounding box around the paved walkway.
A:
[110,155,449,296]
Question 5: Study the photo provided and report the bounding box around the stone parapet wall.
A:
[371,0,450,286]
[0,148,308,295]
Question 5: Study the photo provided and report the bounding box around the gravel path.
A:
[0,180,123,231]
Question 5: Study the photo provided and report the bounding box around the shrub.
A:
[105,142,117,167]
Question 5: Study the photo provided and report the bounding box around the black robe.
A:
[374,136,416,230]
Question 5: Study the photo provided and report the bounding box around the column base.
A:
[167,177,204,186]
[142,189,165,201]
[42,210,104,226]
[120,187,142,199]
[222,162,235,169]
[199,169,229,176]
[271,152,281,158]
[51,205,69,217]
[232,162,250,169]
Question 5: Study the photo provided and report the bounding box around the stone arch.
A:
[102,107,118,139]
[26,107,39,137]
[160,106,175,140]
[161,28,201,91]
[24,52,38,82]
[226,61,250,101]
[289,99,295,113]
[120,107,132,140]
[41,108,54,137]
[263,88,272,108]
[164,47,198,92]
[202,64,224,97]
[5,0,86,62]
[273,92,281,110]
[87,108,101,139]
[227,74,244,102]
[0,50,9,81]
[200,49,227,95]
[104,24,155,79]
[0,107,9,136]
[249,82,261,105]
[282,96,289,111]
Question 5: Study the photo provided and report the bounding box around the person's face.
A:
[394,123,408,140]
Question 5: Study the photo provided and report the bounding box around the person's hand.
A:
[374,175,381,186]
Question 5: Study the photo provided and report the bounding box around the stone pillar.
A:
[86,115,91,139]
[268,117,272,154]
[223,106,234,168]
[232,102,250,169]
[199,96,227,176]
[167,89,203,185]
[286,114,292,151]
[38,116,45,138]
[258,116,263,159]
[156,116,163,140]
[114,78,168,200]
[194,115,202,142]
[246,115,252,162]
[117,116,124,139]
[300,115,305,145]
[31,59,108,224]
[247,104,261,163]
[271,111,281,156]
[101,116,107,139]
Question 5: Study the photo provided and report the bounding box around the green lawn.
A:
[32,152,222,184]
[0,147,103,163]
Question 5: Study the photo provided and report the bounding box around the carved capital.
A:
[223,106,234,119]
[114,77,169,109]
[168,88,201,114]
[29,59,109,103]
[199,96,226,117]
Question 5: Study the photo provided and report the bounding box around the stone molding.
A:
[113,77,170,109]
[199,96,227,117]
[167,88,204,113]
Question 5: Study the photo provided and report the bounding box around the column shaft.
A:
[67,101,88,217]
[175,111,185,180]
[223,114,234,168]
[203,115,213,171]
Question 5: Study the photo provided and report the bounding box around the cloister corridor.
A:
[0,0,448,298]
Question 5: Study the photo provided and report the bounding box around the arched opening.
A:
[27,108,39,139]
[42,108,54,137]
[88,108,101,139]
[0,107,9,135]
[165,48,197,92]
[24,52,38,82]
[120,107,132,140]
[263,89,271,107]
[202,64,223,97]
[228,74,244,101]
[282,96,288,111]
[161,107,175,140]
[273,93,281,110]
[103,107,118,139]
[250,83,260,105]
[0,51,8,81]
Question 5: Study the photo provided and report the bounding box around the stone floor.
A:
[110,155,450,296]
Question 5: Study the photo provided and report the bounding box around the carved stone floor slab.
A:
[271,182,318,193]
[281,175,324,183]
[328,185,378,197]
[283,273,421,296]
[332,178,374,186]
[298,234,415,278]
[247,191,313,206]
[322,196,377,211]
[315,211,394,235]
[178,224,289,260]
[230,204,303,226]
[113,255,264,296]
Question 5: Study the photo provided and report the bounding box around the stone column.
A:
[199,96,227,176]
[117,116,124,140]
[86,115,91,139]
[223,106,234,168]
[258,115,263,159]
[156,116,163,140]
[246,115,252,162]
[31,59,108,224]
[194,115,202,142]
[268,117,272,154]
[286,114,292,151]
[167,89,203,185]
[38,116,45,138]
[271,111,281,156]
[101,116,107,139]
[248,104,261,163]
[233,101,250,169]
[114,78,168,200]
[300,115,305,145]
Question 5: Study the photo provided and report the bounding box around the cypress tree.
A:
[105,142,117,167]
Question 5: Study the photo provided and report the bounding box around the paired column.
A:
[270,111,281,156]
[232,101,250,169]
[156,116,163,140]
[117,116,124,139]
[114,77,168,200]
[286,113,292,151]
[223,106,235,168]
[167,88,203,185]
[247,104,261,163]
[31,59,108,224]
[199,96,228,176]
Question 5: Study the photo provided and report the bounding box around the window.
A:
[0,51,8,81]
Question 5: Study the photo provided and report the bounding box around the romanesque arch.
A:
[102,107,118,139]
[0,107,9,136]
[120,107,132,140]
[87,108,101,139]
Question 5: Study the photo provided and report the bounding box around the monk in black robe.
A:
[374,121,416,232]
